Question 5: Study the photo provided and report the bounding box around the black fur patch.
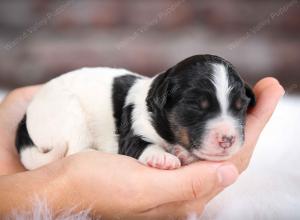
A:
[15,115,34,153]
[112,74,138,134]
[118,104,150,159]
[146,73,176,144]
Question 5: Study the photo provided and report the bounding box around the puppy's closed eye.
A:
[234,97,243,111]
[199,96,210,110]
[233,97,248,111]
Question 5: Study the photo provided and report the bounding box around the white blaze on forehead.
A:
[211,64,232,114]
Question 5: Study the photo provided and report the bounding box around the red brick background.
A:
[0,0,299,93]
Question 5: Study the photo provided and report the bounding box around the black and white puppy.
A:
[16,54,255,170]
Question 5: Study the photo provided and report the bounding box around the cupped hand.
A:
[0,77,284,219]
[57,77,285,219]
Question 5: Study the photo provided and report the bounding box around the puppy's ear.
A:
[146,69,172,110]
[244,83,256,108]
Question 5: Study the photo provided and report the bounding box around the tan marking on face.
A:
[177,126,190,147]
[168,112,190,148]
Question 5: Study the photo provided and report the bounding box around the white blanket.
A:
[0,90,7,102]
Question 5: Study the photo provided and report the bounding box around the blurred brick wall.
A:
[0,0,299,93]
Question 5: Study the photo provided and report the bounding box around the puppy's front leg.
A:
[119,135,181,169]
[119,105,180,169]
[171,145,199,165]
[139,145,181,169]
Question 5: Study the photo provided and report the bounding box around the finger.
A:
[0,86,41,147]
[246,78,284,145]
[246,77,284,149]
[137,199,205,220]
[134,200,198,220]
[231,77,284,172]
[252,77,282,97]
[249,77,285,129]
[137,182,226,220]
[140,162,238,208]
[1,85,41,109]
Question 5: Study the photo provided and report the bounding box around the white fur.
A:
[20,144,68,170]
[211,64,232,115]
[193,114,242,161]
[23,67,134,169]
[125,77,167,146]
[22,67,169,170]
[6,198,93,220]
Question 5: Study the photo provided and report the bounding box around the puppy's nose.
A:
[218,135,235,149]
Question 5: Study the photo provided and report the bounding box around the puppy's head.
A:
[147,55,256,161]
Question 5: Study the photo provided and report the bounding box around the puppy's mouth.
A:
[192,150,232,161]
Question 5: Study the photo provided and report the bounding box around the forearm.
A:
[0,161,75,217]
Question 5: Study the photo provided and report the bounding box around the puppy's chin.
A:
[191,148,240,161]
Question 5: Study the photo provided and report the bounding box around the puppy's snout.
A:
[218,135,236,149]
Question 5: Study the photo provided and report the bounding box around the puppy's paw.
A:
[139,145,181,170]
[171,145,198,165]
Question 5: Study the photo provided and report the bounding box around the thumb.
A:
[143,162,238,206]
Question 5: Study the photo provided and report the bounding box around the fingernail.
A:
[217,164,239,187]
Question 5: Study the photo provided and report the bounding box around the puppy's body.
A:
[17,68,143,169]
[16,55,255,170]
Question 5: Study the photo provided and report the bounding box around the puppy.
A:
[16,54,255,170]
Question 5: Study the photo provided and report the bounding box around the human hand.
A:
[59,77,284,219]
[0,77,284,219]
[228,77,285,172]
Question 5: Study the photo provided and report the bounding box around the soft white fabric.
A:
[6,199,94,220]
[0,89,7,102]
